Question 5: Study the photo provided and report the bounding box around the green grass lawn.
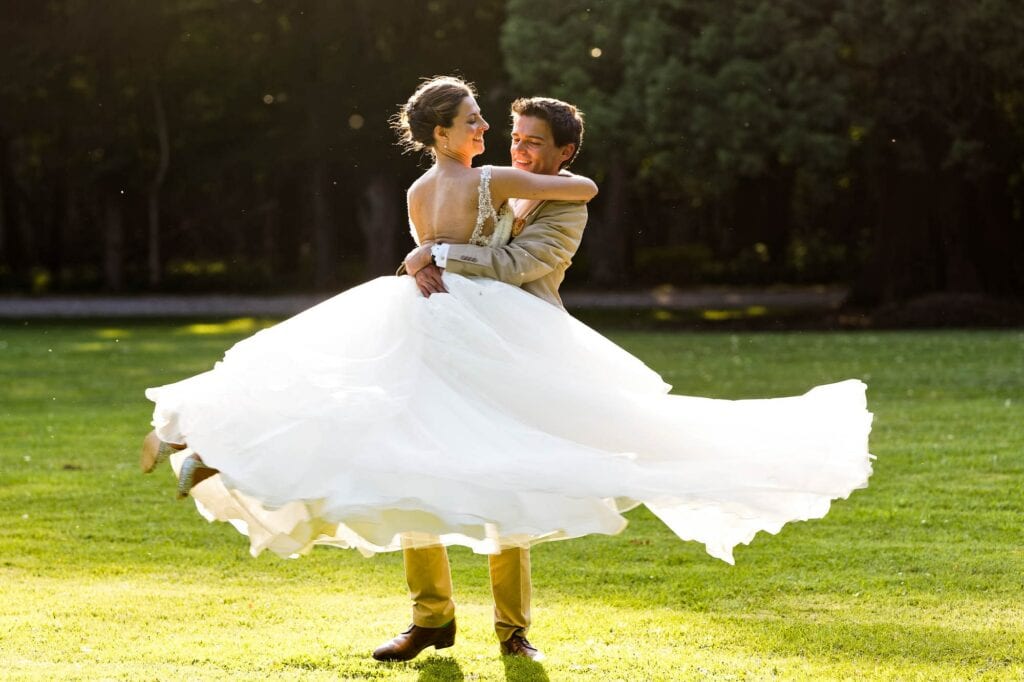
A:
[1,320,1022,681]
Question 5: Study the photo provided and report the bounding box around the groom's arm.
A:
[442,201,588,285]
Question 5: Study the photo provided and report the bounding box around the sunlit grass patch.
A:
[573,304,816,330]
[95,327,131,339]
[181,317,275,336]
[700,305,769,321]
[0,322,1021,680]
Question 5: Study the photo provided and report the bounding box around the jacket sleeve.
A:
[443,201,587,286]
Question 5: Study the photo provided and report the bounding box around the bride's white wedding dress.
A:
[146,168,873,564]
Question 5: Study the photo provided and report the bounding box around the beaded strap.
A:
[469,166,497,246]
[468,166,514,248]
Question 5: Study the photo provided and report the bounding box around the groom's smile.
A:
[510,114,568,176]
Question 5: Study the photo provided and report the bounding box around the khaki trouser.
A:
[403,544,531,642]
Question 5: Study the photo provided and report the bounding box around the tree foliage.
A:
[504,0,1024,299]
[0,0,507,292]
[1,0,1022,303]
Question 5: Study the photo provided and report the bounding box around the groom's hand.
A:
[414,264,447,297]
[404,244,434,276]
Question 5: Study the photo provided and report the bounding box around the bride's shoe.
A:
[140,430,186,473]
[176,453,219,499]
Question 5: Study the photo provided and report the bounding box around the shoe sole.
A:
[176,454,218,499]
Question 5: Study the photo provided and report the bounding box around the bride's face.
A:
[441,96,489,157]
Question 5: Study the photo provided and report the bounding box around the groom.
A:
[374,97,589,662]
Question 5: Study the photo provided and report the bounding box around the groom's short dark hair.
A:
[510,97,584,169]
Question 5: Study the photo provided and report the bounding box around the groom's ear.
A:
[559,143,576,166]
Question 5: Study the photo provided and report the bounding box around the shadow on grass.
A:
[414,655,464,681]
[501,655,550,681]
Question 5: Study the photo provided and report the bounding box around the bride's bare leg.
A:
[140,430,187,473]
[140,430,219,498]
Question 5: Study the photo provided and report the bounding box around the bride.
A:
[143,76,873,566]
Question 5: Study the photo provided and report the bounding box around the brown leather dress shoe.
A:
[372,619,456,662]
[500,634,544,661]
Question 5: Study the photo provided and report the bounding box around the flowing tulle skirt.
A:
[147,273,873,563]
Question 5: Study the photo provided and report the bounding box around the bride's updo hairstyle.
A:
[392,76,476,154]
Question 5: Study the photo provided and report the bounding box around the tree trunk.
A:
[300,4,337,290]
[587,156,630,286]
[359,173,401,277]
[45,177,66,290]
[277,179,302,283]
[260,200,278,282]
[104,194,124,292]
[65,185,81,286]
[760,173,793,279]
[147,78,170,288]
[0,145,6,265]
[15,194,33,277]
[310,161,336,289]
[934,171,981,293]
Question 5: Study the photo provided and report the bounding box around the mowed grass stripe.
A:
[1,322,1021,680]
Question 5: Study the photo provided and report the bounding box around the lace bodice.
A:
[467,166,514,248]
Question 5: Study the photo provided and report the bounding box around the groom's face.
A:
[510,115,573,176]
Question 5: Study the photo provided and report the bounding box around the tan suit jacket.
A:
[442,200,588,310]
[399,200,587,639]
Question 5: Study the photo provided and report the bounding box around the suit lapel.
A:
[511,199,547,237]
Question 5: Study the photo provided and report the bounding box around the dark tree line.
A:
[505,0,1024,303]
[2,0,1023,304]
[0,0,508,293]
